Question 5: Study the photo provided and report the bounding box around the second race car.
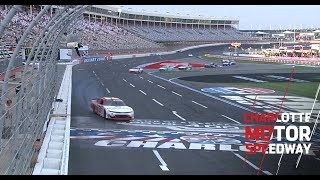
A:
[129,67,144,74]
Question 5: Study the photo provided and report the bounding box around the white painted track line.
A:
[221,114,241,124]
[139,90,147,95]
[152,99,164,106]
[172,111,186,121]
[191,100,208,108]
[157,85,166,89]
[172,91,182,97]
[153,150,170,171]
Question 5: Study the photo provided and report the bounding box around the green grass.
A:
[202,56,320,70]
[234,59,282,64]
[292,66,319,70]
[234,82,319,99]
[202,56,282,64]
[202,56,222,61]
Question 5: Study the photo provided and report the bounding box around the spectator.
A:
[2,99,13,139]
[15,83,21,94]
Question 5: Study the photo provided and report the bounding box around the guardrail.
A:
[81,43,229,62]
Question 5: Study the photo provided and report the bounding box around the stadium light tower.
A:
[294,24,296,42]
[118,8,122,17]
[116,8,122,26]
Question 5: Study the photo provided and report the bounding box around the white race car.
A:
[188,54,193,57]
[91,97,134,121]
[178,64,192,70]
[222,59,236,66]
[129,67,143,74]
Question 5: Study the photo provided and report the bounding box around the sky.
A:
[111,5,320,30]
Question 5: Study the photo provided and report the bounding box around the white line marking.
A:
[232,75,267,83]
[139,76,144,79]
[233,153,272,175]
[157,85,166,89]
[152,150,169,171]
[139,90,147,95]
[101,82,104,86]
[266,75,310,82]
[276,151,284,175]
[171,91,182,97]
[147,80,154,84]
[221,114,241,124]
[123,78,127,82]
[172,111,186,121]
[92,70,95,74]
[130,83,135,87]
[106,88,110,93]
[191,100,208,108]
[152,99,164,106]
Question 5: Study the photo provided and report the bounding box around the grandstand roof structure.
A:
[83,5,239,28]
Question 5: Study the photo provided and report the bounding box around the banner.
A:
[21,48,26,60]
[59,49,72,60]
[24,47,31,60]
[82,56,105,63]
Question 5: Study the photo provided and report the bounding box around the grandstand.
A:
[84,6,254,45]
[2,5,320,56]
[0,5,256,55]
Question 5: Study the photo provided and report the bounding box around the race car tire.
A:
[104,110,107,118]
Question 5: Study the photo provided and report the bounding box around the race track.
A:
[69,45,320,175]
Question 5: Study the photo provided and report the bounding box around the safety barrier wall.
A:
[33,64,73,175]
[82,41,283,63]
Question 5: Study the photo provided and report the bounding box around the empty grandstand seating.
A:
[123,25,253,42]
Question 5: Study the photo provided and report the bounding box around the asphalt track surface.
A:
[69,44,320,175]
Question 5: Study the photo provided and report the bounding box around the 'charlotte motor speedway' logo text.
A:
[70,119,320,156]
[244,112,313,155]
